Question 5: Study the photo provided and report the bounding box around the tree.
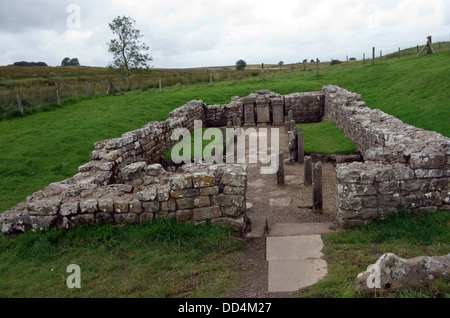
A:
[69,58,80,66]
[236,59,247,71]
[108,16,152,83]
[61,57,71,66]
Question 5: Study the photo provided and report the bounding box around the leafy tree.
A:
[302,59,308,63]
[235,59,247,71]
[108,16,152,83]
[349,57,357,61]
[61,57,71,67]
[69,58,80,66]
[278,61,284,66]
[330,59,342,65]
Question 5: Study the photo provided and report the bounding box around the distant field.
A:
[0,50,449,212]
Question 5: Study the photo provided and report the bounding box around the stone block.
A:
[176,210,193,222]
[221,206,245,217]
[376,181,400,195]
[96,213,114,224]
[137,188,158,202]
[411,151,445,170]
[70,214,94,225]
[161,199,177,212]
[129,200,142,214]
[378,194,401,208]
[98,199,114,213]
[176,198,194,210]
[170,188,200,199]
[114,200,129,213]
[422,192,442,206]
[401,193,422,209]
[170,175,193,190]
[200,187,219,196]
[223,186,245,195]
[221,174,246,187]
[28,199,61,216]
[80,200,98,214]
[60,202,79,216]
[193,206,222,221]
[121,162,146,181]
[115,213,139,224]
[193,196,210,208]
[415,169,447,179]
[157,187,170,201]
[338,197,363,211]
[142,201,159,213]
[146,164,163,176]
[374,167,395,182]
[193,172,216,188]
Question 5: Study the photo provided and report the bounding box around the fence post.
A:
[209,70,213,87]
[261,63,265,82]
[346,55,349,63]
[56,87,61,105]
[16,91,23,115]
[380,50,382,58]
[159,76,162,92]
[85,81,89,97]
[363,53,365,64]
[316,58,319,76]
[372,47,375,65]
[297,131,304,164]
[313,161,323,213]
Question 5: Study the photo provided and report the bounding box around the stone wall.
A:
[323,85,450,227]
[285,92,325,124]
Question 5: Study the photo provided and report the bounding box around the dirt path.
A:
[227,126,338,298]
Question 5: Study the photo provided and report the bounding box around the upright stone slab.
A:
[313,161,323,213]
[298,132,305,164]
[232,113,238,127]
[304,156,312,187]
[271,98,285,126]
[256,95,271,125]
[243,96,256,126]
[277,152,285,186]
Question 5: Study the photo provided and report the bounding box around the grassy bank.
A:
[0,220,243,297]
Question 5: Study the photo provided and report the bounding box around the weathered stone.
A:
[221,174,246,187]
[193,196,210,208]
[170,175,193,190]
[176,210,193,222]
[376,181,400,195]
[411,150,445,170]
[200,187,219,196]
[422,192,442,206]
[137,188,157,202]
[98,199,114,213]
[160,199,177,212]
[70,214,94,225]
[223,186,245,195]
[96,213,114,224]
[129,200,142,214]
[157,187,170,202]
[80,200,98,214]
[176,198,194,210]
[115,213,139,224]
[60,202,79,216]
[170,188,200,199]
[221,206,245,217]
[193,172,215,188]
[142,201,160,213]
[28,199,61,216]
[415,169,447,179]
[193,206,222,221]
[121,162,146,181]
[146,164,163,176]
[211,217,246,231]
[355,253,450,295]
[114,200,129,213]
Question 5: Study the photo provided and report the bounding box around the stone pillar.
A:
[256,95,270,125]
[304,156,312,187]
[313,161,323,213]
[271,98,285,126]
[290,120,296,132]
[232,113,238,127]
[236,117,242,128]
[298,131,304,164]
[277,152,285,186]
[243,96,256,126]
[284,117,290,132]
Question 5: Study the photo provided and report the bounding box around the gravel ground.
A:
[226,126,339,298]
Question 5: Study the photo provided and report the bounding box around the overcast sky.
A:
[0,0,449,68]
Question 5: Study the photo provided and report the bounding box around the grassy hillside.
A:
[0,51,449,213]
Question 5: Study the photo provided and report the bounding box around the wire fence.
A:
[1,34,449,118]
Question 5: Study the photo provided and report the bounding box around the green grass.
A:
[0,220,243,297]
[298,121,358,156]
[296,210,450,298]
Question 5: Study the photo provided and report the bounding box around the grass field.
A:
[298,121,358,156]
[0,48,449,298]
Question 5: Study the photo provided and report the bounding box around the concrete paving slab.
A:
[269,197,292,207]
[266,235,323,260]
[268,259,328,292]
[269,222,336,237]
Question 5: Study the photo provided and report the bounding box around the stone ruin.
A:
[1,85,449,235]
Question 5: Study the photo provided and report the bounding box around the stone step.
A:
[245,215,268,239]
[268,222,336,237]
